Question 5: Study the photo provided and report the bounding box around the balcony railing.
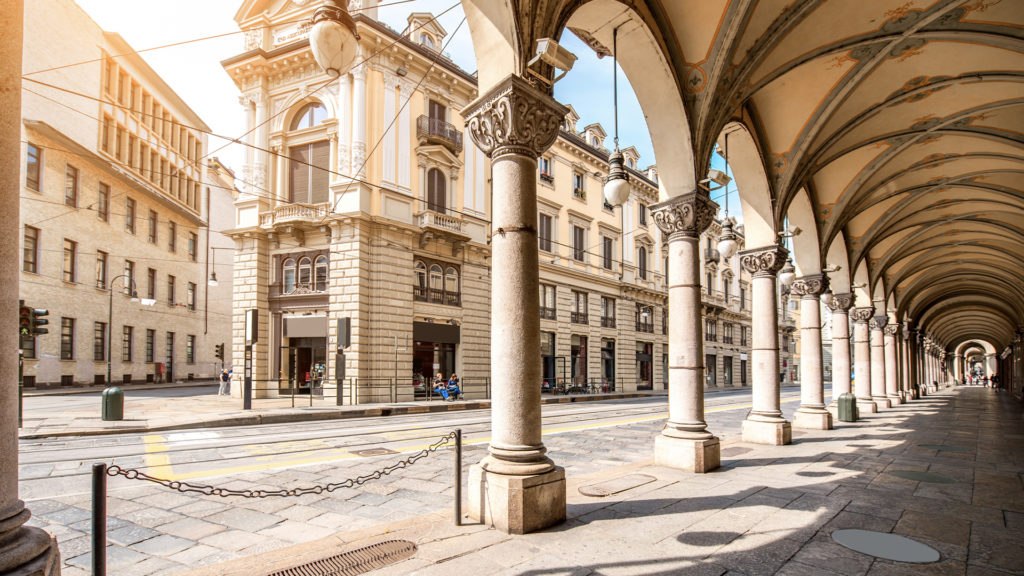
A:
[636,321,654,333]
[540,172,554,183]
[573,188,586,200]
[540,307,557,320]
[260,202,331,227]
[270,282,328,298]
[601,316,616,328]
[418,210,465,234]
[704,248,721,264]
[416,115,463,155]
[413,286,461,307]
[571,311,588,324]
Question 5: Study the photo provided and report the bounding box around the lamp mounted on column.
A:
[776,225,801,288]
[309,0,360,79]
[820,264,841,306]
[602,26,631,208]
[716,133,738,259]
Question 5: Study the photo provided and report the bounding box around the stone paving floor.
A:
[193,387,1023,576]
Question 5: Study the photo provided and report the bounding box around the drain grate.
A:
[268,540,417,576]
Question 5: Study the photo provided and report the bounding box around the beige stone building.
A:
[18,0,231,387]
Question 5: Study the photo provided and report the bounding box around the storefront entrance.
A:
[412,321,460,396]
[283,337,326,394]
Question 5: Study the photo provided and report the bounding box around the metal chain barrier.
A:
[104,431,457,498]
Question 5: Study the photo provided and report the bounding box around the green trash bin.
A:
[837,393,858,422]
[101,386,124,421]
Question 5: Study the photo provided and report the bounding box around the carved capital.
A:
[738,245,789,277]
[790,274,829,298]
[872,315,889,330]
[462,74,568,160]
[850,306,875,323]
[828,292,854,312]
[884,324,900,337]
[650,191,718,239]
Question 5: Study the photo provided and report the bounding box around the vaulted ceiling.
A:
[465,0,1024,350]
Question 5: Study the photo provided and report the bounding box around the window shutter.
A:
[310,140,330,204]
[289,145,310,203]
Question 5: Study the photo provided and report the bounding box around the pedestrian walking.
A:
[218,368,230,396]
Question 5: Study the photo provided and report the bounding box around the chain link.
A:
[106,432,457,498]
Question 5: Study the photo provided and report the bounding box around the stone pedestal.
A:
[654,435,720,472]
[793,408,834,430]
[468,465,566,534]
[742,418,792,446]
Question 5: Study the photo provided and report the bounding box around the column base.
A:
[741,418,792,445]
[468,464,566,534]
[873,396,892,409]
[0,526,61,576]
[654,434,720,473]
[857,397,878,413]
[793,407,833,430]
[887,394,902,406]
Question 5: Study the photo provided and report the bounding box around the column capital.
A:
[851,306,875,323]
[462,74,568,160]
[650,190,718,239]
[738,245,789,277]
[790,274,829,298]
[884,324,900,337]
[870,315,888,331]
[828,292,854,312]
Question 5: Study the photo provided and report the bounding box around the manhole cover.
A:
[918,444,972,453]
[796,471,835,478]
[268,539,417,576]
[888,470,957,484]
[351,448,399,457]
[579,474,656,497]
[832,529,939,563]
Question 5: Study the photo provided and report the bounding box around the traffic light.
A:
[215,342,224,360]
[30,308,49,335]
[19,305,31,337]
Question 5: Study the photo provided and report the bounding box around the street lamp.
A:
[308,0,360,79]
[107,275,156,386]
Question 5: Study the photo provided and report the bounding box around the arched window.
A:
[282,258,296,294]
[420,33,434,49]
[445,267,459,304]
[427,168,446,213]
[638,246,648,280]
[290,102,327,131]
[414,260,427,298]
[298,257,312,289]
[314,255,328,292]
[429,264,443,295]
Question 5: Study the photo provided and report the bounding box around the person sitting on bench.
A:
[446,373,462,401]
[433,372,449,400]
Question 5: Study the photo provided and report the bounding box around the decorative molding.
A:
[738,245,788,277]
[790,274,829,298]
[650,190,718,239]
[828,292,854,312]
[851,307,876,323]
[884,324,900,337]
[462,74,568,159]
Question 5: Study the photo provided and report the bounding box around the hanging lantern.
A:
[717,218,738,259]
[821,289,833,306]
[603,150,631,207]
[309,0,360,79]
[778,257,796,287]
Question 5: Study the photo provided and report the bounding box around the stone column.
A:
[462,74,568,534]
[884,324,901,405]
[901,325,913,400]
[0,2,61,573]
[739,245,792,445]
[253,88,269,193]
[792,275,832,429]
[337,72,352,176]
[827,293,853,412]
[351,62,367,178]
[870,317,891,409]
[651,190,720,471]
[851,307,878,413]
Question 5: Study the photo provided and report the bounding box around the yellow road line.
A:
[142,434,170,469]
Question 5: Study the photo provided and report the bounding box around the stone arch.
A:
[955,339,996,357]
[852,259,871,307]
[460,0,519,93]
[716,123,777,247]
[275,95,336,134]
[786,187,821,276]
[824,232,852,294]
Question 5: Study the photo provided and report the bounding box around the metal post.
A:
[335,352,345,406]
[454,428,462,526]
[243,345,253,410]
[92,463,107,576]
[18,349,23,428]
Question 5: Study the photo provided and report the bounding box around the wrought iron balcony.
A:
[571,311,588,324]
[601,316,616,328]
[416,116,463,155]
[636,321,654,333]
[704,247,721,264]
[540,307,557,320]
[413,286,461,307]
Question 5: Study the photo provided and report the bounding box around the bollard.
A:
[92,463,107,576]
[101,386,123,421]
[454,429,462,526]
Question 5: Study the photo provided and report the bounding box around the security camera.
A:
[527,38,577,84]
[699,169,731,189]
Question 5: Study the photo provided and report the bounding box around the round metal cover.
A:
[832,529,940,563]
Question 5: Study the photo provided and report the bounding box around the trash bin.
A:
[101,386,124,421]
[837,393,858,422]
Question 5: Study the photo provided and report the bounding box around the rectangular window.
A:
[538,156,553,181]
[60,318,74,360]
[639,203,647,226]
[186,335,195,364]
[740,284,747,311]
[95,251,108,289]
[94,322,106,361]
[538,213,552,252]
[187,282,196,311]
[148,210,158,243]
[122,325,133,362]
[98,183,110,221]
[723,322,734,344]
[573,171,585,199]
[26,143,41,191]
[539,284,556,320]
[572,225,585,262]
[601,296,616,328]
[145,329,155,363]
[706,272,714,295]
[636,304,654,333]
[124,260,135,294]
[64,165,78,207]
[167,275,176,306]
[166,332,174,364]
[125,198,136,233]
[602,236,614,270]
[23,226,38,273]
[147,268,157,300]
[63,239,77,283]
[740,325,749,347]
[288,141,330,204]
[705,319,718,342]
[571,291,588,324]
[188,232,197,262]
[168,221,176,252]
[706,354,717,388]
[102,117,113,153]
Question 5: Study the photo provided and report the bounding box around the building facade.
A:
[19,0,230,387]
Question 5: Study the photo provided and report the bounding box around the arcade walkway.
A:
[195,386,1024,576]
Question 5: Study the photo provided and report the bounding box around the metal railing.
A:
[416,116,463,154]
[636,321,655,333]
[601,316,616,328]
[571,311,588,324]
[413,286,461,306]
[540,307,557,320]
[269,282,328,298]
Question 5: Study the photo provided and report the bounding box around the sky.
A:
[73,0,740,219]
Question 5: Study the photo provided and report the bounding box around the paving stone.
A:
[167,543,222,565]
[205,507,284,532]
[255,520,337,543]
[968,523,1024,573]
[200,529,269,552]
[157,517,227,540]
[107,523,161,546]
[895,510,972,548]
[131,534,195,556]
